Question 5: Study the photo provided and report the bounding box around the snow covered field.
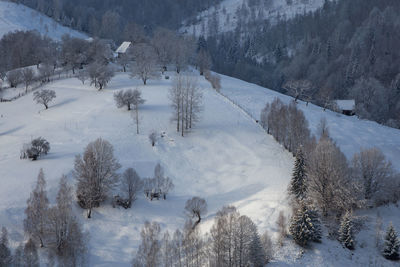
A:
[219,74,400,171]
[0,72,293,265]
[0,71,399,266]
[0,1,86,40]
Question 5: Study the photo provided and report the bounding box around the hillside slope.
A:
[0,72,293,265]
[0,0,87,39]
[181,0,327,36]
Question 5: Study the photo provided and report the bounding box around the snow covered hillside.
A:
[0,72,293,265]
[219,74,400,171]
[0,1,87,40]
[181,0,327,37]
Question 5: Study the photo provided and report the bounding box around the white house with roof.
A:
[335,99,356,116]
[115,41,132,58]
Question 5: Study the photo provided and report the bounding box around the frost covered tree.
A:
[276,211,287,246]
[120,168,142,208]
[22,68,35,93]
[130,89,145,134]
[184,197,207,229]
[307,136,360,216]
[23,238,39,267]
[383,223,400,261]
[132,221,161,267]
[338,211,355,250]
[289,202,322,247]
[288,148,307,201]
[114,89,137,111]
[0,227,12,266]
[260,231,274,263]
[24,169,49,247]
[6,69,22,88]
[77,70,88,84]
[169,75,203,137]
[88,62,115,90]
[74,138,121,218]
[33,89,56,109]
[150,28,175,73]
[21,137,50,161]
[131,43,160,85]
[13,244,24,267]
[47,176,87,265]
[352,147,395,206]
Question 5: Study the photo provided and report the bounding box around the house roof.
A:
[116,41,131,53]
[335,100,355,111]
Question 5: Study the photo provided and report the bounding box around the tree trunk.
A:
[87,208,92,219]
[44,104,48,109]
[136,108,139,134]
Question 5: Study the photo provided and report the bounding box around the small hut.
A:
[335,100,355,116]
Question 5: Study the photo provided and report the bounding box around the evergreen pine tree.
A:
[338,211,355,250]
[249,232,266,267]
[288,148,307,200]
[383,223,400,260]
[289,202,321,247]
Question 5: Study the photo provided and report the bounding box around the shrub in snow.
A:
[21,137,50,160]
[338,211,355,250]
[289,202,322,247]
[383,223,400,260]
[33,89,56,109]
[143,163,174,201]
[149,132,157,147]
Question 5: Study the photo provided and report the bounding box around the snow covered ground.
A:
[181,0,327,37]
[0,71,399,266]
[219,74,400,171]
[0,1,87,40]
[0,72,293,265]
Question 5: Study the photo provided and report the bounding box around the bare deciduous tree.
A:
[88,62,115,90]
[184,197,207,229]
[24,169,49,248]
[74,138,121,218]
[169,75,203,137]
[114,89,136,111]
[6,69,22,88]
[352,147,396,206]
[47,176,88,265]
[276,211,287,246]
[307,136,361,216]
[77,70,88,84]
[22,68,35,93]
[33,89,56,109]
[120,168,142,208]
[131,43,160,85]
[132,221,161,267]
[197,50,211,76]
[130,89,145,134]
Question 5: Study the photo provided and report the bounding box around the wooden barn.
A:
[335,99,356,116]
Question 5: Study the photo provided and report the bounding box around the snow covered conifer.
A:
[288,148,307,201]
[289,202,321,247]
[249,232,266,267]
[338,211,355,250]
[383,223,400,260]
[24,169,49,247]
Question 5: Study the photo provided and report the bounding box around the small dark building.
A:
[335,100,356,116]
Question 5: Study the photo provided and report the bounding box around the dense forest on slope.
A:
[13,0,223,41]
[205,0,400,127]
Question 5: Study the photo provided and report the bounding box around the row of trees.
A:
[22,169,87,265]
[132,206,273,267]
[169,75,203,137]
